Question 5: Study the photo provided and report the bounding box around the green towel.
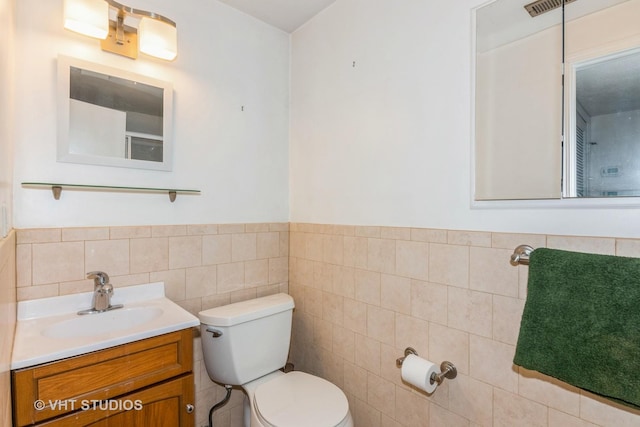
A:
[514,248,640,409]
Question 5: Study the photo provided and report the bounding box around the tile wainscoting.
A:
[15,223,289,427]
[289,223,640,427]
[0,230,17,427]
[11,222,640,426]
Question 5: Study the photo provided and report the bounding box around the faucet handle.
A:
[87,271,110,287]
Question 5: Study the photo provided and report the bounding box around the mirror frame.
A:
[57,55,174,171]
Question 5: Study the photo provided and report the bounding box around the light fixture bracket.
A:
[100,15,138,59]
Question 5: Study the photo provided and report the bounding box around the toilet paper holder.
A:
[396,347,457,386]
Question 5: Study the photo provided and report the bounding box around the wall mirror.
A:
[473,0,563,201]
[473,0,640,202]
[57,55,173,171]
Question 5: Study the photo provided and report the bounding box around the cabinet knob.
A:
[186,403,194,414]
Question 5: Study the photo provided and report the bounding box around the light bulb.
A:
[139,17,177,61]
[63,0,109,39]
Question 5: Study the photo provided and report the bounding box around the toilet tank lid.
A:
[198,293,294,326]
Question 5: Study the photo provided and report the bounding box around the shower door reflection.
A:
[574,50,640,197]
[566,46,640,197]
[564,0,640,198]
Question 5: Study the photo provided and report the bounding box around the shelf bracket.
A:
[52,186,62,200]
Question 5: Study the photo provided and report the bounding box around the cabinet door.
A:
[13,329,193,426]
[38,374,194,427]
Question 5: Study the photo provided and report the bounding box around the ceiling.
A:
[217,0,337,33]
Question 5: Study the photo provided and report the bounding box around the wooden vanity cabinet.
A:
[12,329,195,427]
[36,374,193,427]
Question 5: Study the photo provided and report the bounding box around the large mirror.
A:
[473,0,640,201]
[474,0,563,201]
[57,55,173,171]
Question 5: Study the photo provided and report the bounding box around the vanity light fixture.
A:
[63,0,177,61]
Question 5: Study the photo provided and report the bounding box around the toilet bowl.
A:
[198,293,353,427]
[244,371,353,427]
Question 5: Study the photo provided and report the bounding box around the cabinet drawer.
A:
[12,329,193,426]
[37,374,195,427]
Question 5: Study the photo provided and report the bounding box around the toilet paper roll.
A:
[400,354,439,393]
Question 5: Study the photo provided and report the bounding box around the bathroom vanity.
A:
[12,330,194,426]
[10,282,199,427]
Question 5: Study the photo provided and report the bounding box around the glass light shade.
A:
[139,17,177,61]
[63,0,109,39]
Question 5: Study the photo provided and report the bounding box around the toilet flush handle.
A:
[206,326,223,338]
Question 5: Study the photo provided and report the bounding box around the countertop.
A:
[11,282,199,370]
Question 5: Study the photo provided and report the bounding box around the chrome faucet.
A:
[78,271,124,315]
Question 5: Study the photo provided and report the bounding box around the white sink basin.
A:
[42,307,164,338]
[12,282,200,370]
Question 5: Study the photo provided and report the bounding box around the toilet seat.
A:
[253,372,350,427]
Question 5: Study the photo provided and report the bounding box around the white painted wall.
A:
[290,0,640,238]
[0,0,14,237]
[13,0,290,228]
[0,1,16,424]
[12,0,640,237]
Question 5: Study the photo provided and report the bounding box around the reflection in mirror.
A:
[565,0,640,198]
[474,0,563,200]
[57,56,173,171]
[70,67,164,161]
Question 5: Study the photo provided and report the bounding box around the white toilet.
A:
[199,293,354,427]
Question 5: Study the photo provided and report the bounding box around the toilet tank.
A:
[198,293,295,386]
